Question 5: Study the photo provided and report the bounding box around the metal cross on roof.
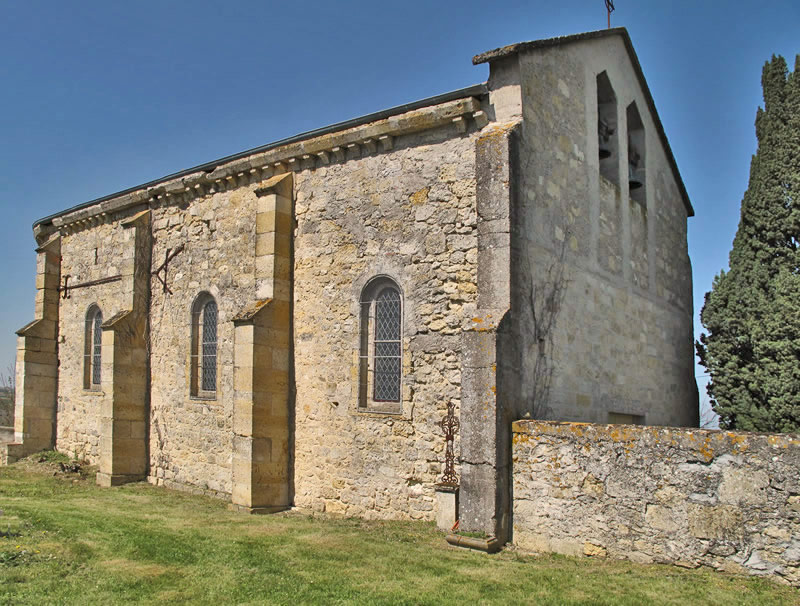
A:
[605,0,615,28]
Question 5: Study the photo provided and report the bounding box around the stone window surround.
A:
[83,304,103,391]
[190,291,219,401]
[358,275,404,415]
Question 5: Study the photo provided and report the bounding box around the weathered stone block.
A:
[719,468,769,506]
[687,504,744,540]
[435,486,458,531]
[645,504,681,533]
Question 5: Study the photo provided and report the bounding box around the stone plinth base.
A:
[0,443,25,466]
[435,484,459,531]
[228,504,290,515]
[96,472,144,487]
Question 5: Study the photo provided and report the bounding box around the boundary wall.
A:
[512,421,800,586]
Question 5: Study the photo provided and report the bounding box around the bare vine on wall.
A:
[520,234,570,420]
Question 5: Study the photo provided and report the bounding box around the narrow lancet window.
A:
[84,305,103,389]
[359,277,403,412]
[191,293,218,397]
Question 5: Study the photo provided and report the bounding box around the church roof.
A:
[32,84,488,231]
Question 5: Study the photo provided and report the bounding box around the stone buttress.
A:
[1,235,61,465]
[96,210,152,486]
[458,122,519,541]
[231,172,293,512]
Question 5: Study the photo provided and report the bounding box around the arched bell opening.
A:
[626,102,646,205]
[597,71,619,185]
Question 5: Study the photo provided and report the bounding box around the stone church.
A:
[4,28,698,540]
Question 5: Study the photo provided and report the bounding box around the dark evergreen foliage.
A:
[697,55,800,433]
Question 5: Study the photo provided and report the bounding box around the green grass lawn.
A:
[1,455,797,605]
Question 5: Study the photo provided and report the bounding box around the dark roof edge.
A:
[34,83,489,230]
[472,28,630,65]
[474,28,694,217]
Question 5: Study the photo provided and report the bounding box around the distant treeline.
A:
[0,386,13,427]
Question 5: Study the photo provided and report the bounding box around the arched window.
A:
[84,305,103,389]
[191,293,218,397]
[359,277,402,412]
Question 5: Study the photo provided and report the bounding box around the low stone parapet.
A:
[512,421,800,586]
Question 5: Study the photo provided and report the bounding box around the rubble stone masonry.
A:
[512,421,800,586]
[292,126,478,519]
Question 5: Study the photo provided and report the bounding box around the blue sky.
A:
[1,1,798,421]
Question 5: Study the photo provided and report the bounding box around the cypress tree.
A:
[697,55,800,433]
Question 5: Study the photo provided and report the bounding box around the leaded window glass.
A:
[373,288,401,402]
[359,277,403,411]
[84,305,102,390]
[201,300,217,392]
[92,310,102,386]
[191,292,218,398]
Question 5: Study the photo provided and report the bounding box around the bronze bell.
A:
[629,164,644,190]
[628,147,643,190]
[598,118,614,160]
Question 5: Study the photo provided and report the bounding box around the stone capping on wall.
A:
[511,420,800,586]
[232,299,271,324]
[101,310,131,329]
[34,232,62,256]
[15,319,43,338]
[39,96,489,240]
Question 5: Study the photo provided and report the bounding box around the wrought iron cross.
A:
[438,400,460,486]
[605,0,615,29]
